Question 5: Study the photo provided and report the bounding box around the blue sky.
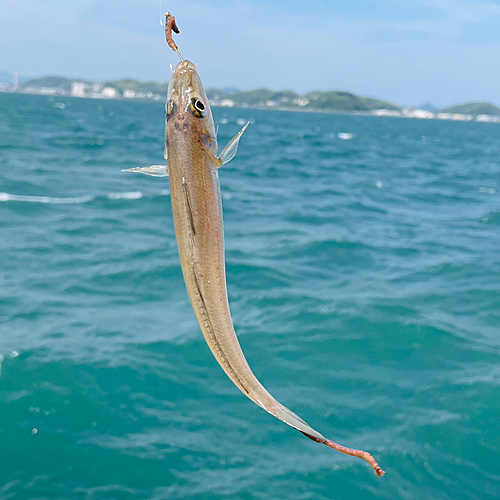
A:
[1,0,500,106]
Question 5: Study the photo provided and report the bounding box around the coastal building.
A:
[71,82,87,97]
[123,89,136,98]
[437,112,473,121]
[293,98,309,106]
[89,83,105,99]
[220,99,235,107]
[476,115,500,123]
[102,87,117,99]
[372,109,402,117]
[413,109,435,119]
[402,108,435,119]
[24,86,65,96]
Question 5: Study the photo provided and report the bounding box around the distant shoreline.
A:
[2,71,500,122]
[1,87,499,125]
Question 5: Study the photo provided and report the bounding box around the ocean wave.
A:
[106,191,143,200]
[481,211,500,225]
[337,132,355,140]
[0,193,95,204]
[0,190,170,205]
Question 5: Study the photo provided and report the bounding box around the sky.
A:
[1,0,500,106]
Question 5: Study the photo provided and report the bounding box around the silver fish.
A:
[125,59,384,477]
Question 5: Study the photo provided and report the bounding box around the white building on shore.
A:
[372,109,402,117]
[102,87,117,98]
[436,112,473,121]
[402,108,435,119]
[71,82,87,97]
[476,115,500,123]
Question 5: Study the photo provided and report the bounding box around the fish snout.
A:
[174,60,198,74]
[171,60,203,101]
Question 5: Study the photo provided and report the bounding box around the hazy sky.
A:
[1,0,500,106]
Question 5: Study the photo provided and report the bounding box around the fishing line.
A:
[159,0,164,28]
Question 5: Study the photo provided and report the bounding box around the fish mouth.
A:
[171,60,200,98]
[174,60,198,73]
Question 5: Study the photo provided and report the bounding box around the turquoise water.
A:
[0,92,499,499]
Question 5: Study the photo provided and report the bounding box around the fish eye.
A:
[166,100,176,120]
[191,98,206,118]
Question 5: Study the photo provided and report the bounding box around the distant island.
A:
[205,88,402,113]
[440,102,500,116]
[1,73,500,123]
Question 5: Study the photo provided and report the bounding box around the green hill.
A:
[104,79,168,95]
[22,76,82,91]
[440,102,500,116]
[207,87,398,112]
[207,88,300,106]
[358,95,400,111]
[304,91,399,112]
[230,88,300,106]
[206,88,233,101]
[21,76,169,96]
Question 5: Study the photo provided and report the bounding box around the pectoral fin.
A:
[216,122,249,166]
[122,165,169,177]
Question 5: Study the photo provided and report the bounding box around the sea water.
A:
[0,93,499,499]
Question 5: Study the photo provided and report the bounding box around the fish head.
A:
[166,60,218,153]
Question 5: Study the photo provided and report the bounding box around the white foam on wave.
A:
[338,132,355,140]
[0,351,17,378]
[106,191,143,200]
[0,190,170,205]
[0,192,95,204]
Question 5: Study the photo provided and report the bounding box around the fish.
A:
[124,59,384,477]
